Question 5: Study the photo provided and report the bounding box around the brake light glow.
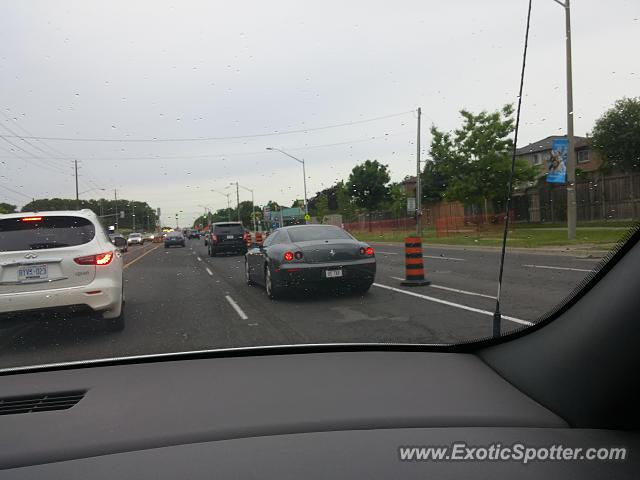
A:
[365,247,374,256]
[74,251,114,266]
[21,216,42,222]
[283,251,294,261]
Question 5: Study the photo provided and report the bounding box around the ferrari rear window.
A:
[287,226,353,242]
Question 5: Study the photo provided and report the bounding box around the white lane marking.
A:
[373,283,532,326]
[522,264,591,273]
[197,256,202,261]
[390,277,496,299]
[205,267,213,276]
[423,255,465,261]
[225,295,248,320]
[375,251,399,255]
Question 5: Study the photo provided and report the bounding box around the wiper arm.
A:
[29,242,69,249]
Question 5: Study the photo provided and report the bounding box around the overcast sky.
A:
[1,0,638,225]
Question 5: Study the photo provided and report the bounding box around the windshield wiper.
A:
[29,242,69,249]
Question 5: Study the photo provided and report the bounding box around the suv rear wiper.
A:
[29,242,69,249]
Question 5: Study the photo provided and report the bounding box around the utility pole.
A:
[552,0,576,239]
[74,160,79,210]
[416,107,422,236]
[234,182,241,222]
[132,205,136,231]
[564,0,577,240]
[114,189,119,231]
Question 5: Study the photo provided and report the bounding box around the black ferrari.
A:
[245,224,376,299]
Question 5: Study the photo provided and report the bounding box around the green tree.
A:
[421,159,448,203]
[591,97,640,172]
[429,105,537,208]
[386,183,407,218]
[314,193,330,223]
[348,160,390,210]
[0,202,17,214]
[336,181,357,223]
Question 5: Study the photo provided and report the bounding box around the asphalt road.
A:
[0,238,603,369]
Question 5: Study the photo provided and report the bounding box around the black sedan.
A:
[245,224,376,299]
[164,231,186,248]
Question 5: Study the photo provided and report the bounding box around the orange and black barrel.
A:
[255,231,264,247]
[401,236,430,286]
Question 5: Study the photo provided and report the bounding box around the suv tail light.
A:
[211,234,218,243]
[74,252,114,266]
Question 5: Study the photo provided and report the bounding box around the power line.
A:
[0,110,413,143]
[0,131,406,162]
[0,182,33,200]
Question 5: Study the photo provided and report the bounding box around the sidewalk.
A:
[369,240,614,258]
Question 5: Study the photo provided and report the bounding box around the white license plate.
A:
[325,269,343,278]
[18,264,48,281]
[227,235,234,239]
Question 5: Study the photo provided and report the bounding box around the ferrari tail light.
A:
[74,252,114,266]
[360,246,374,256]
[283,251,294,261]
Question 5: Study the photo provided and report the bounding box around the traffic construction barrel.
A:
[401,236,430,286]
[255,232,264,247]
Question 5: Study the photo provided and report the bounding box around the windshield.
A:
[0,0,638,369]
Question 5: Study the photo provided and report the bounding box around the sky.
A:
[0,0,638,226]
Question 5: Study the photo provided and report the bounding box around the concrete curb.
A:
[369,241,612,259]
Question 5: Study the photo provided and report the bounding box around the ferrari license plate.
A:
[325,269,343,278]
[18,264,48,281]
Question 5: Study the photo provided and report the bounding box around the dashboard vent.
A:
[0,391,85,416]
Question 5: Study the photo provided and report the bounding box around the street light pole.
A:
[416,107,422,236]
[234,182,240,222]
[554,0,576,240]
[266,147,308,216]
[74,160,79,210]
[114,189,119,231]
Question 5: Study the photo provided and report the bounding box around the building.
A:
[513,135,639,222]
[400,175,417,196]
[515,135,602,177]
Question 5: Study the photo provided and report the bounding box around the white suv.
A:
[0,210,125,331]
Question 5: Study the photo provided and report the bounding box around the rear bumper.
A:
[274,260,376,288]
[0,277,122,319]
[164,241,185,247]
[211,242,246,253]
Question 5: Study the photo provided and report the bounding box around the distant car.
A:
[207,222,248,257]
[108,233,128,253]
[188,231,200,239]
[127,233,144,246]
[143,233,155,242]
[245,224,376,299]
[164,231,185,248]
[0,210,126,331]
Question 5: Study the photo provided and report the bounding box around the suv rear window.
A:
[213,223,244,235]
[0,216,96,252]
